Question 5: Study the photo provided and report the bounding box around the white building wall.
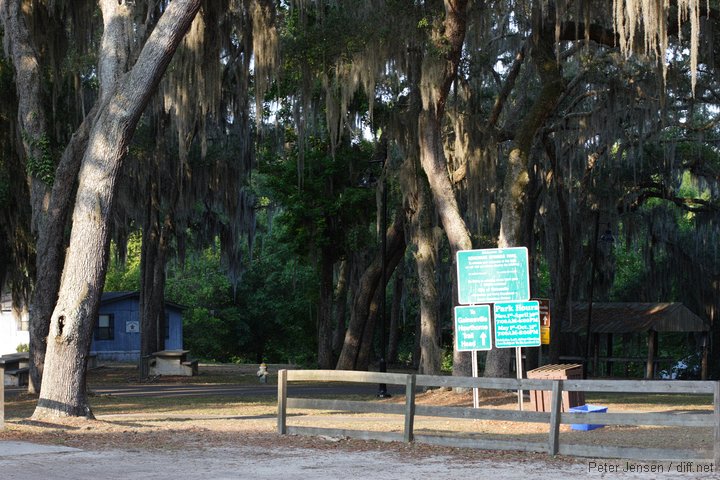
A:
[0,298,29,356]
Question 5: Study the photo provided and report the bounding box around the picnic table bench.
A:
[149,349,198,376]
[1,352,30,387]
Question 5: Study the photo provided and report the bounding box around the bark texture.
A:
[336,213,405,370]
[33,0,202,418]
[331,259,349,360]
[416,0,473,378]
[1,0,101,393]
[485,15,564,378]
[317,248,335,369]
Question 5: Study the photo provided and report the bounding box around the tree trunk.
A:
[331,259,350,359]
[32,0,202,419]
[2,0,63,394]
[416,0,472,378]
[336,213,405,370]
[317,248,335,369]
[139,116,174,368]
[387,261,403,365]
[355,277,381,371]
[139,199,170,366]
[543,146,576,364]
[485,16,565,378]
[355,231,406,371]
[414,176,441,375]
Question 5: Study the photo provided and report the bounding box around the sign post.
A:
[455,247,540,411]
[0,365,4,430]
[454,306,492,408]
[535,298,551,366]
[457,247,530,305]
[493,300,541,410]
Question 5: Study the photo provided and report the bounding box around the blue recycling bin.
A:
[569,404,607,431]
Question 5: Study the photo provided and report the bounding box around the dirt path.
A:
[0,439,716,479]
[2,365,716,478]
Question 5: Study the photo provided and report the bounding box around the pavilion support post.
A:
[605,333,614,377]
[701,332,709,380]
[592,333,600,377]
[1,365,4,430]
[645,330,657,379]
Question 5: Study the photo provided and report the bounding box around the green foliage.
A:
[260,136,375,260]
[534,254,551,298]
[441,348,454,373]
[234,229,318,365]
[165,245,240,362]
[105,232,142,292]
[22,131,55,185]
[609,240,646,301]
[0,168,9,209]
[16,343,29,353]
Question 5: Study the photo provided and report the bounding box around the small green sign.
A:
[456,247,530,305]
[493,301,541,348]
[454,305,492,352]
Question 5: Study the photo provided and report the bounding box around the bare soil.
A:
[1,364,716,479]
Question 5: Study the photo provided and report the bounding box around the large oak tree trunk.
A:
[139,116,175,366]
[33,0,202,419]
[355,233,406,371]
[1,0,72,393]
[416,0,472,378]
[331,259,349,359]
[336,213,405,370]
[387,260,403,365]
[485,15,564,377]
[317,247,335,369]
[407,169,441,375]
[139,201,171,364]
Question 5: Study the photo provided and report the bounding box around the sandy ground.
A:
[1,365,717,479]
[1,408,716,480]
[0,438,717,479]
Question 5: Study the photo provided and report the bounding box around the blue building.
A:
[90,291,184,362]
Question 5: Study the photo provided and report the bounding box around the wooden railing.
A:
[277,369,720,463]
[0,365,5,430]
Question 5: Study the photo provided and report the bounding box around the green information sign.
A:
[454,306,492,352]
[456,247,530,305]
[493,301,541,348]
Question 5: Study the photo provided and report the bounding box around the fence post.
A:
[714,381,719,466]
[403,374,416,443]
[547,380,563,455]
[0,365,5,430]
[277,369,287,435]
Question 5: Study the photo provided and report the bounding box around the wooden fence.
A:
[277,369,720,463]
[0,365,4,430]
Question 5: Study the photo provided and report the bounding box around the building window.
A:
[18,316,29,332]
[94,314,114,341]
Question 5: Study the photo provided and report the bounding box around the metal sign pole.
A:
[471,350,479,409]
[516,347,523,411]
[1,365,5,430]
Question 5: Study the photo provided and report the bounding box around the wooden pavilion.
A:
[561,302,710,379]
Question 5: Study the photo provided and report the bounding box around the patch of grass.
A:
[87,365,269,386]
[88,394,276,416]
[585,393,713,408]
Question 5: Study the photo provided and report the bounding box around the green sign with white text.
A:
[456,247,530,305]
[493,301,541,348]
[454,305,492,352]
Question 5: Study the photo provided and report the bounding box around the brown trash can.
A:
[526,364,585,412]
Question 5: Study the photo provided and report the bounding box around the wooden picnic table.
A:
[150,350,197,376]
[1,352,30,386]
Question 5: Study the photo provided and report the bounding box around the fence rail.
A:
[277,369,720,463]
[0,366,5,430]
